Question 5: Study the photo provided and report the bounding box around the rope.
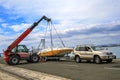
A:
[38,22,49,50]
[49,22,53,50]
[51,21,66,47]
[38,20,65,51]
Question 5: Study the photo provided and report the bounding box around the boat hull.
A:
[38,48,73,57]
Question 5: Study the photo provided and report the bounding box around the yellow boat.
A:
[38,48,73,57]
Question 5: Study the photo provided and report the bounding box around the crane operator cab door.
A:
[7,45,30,65]
[15,45,30,59]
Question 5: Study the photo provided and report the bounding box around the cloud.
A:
[10,23,31,32]
[1,0,120,33]
[1,0,120,22]
[0,18,3,22]
[48,21,120,39]
[1,23,8,28]
[0,0,120,52]
[0,28,3,34]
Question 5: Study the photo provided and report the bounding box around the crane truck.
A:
[3,16,51,65]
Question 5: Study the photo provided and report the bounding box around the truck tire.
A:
[94,56,102,64]
[75,56,81,63]
[106,59,112,63]
[8,55,20,65]
[31,54,40,63]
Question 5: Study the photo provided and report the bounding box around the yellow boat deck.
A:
[38,48,73,57]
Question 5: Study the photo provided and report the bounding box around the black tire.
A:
[75,56,81,63]
[27,59,32,63]
[8,55,20,65]
[106,59,112,63]
[94,56,102,64]
[31,54,40,63]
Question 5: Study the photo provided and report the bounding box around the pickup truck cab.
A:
[73,45,116,64]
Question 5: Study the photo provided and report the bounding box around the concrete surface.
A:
[0,70,25,80]
[0,57,120,80]
[0,64,70,80]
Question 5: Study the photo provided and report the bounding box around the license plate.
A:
[109,56,113,58]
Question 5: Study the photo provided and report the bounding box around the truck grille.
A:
[106,52,112,55]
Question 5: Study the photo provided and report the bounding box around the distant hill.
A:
[98,44,120,47]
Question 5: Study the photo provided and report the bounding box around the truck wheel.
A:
[75,56,81,63]
[94,56,102,64]
[8,55,20,65]
[31,54,40,63]
[106,59,112,63]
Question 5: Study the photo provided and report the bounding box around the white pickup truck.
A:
[73,45,116,64]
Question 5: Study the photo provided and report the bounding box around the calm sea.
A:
[105,46,120,58]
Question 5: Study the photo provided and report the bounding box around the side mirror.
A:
[88,49,92,52]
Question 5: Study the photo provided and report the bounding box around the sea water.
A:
[106,46,120,58]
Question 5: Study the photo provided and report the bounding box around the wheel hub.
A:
[12,58,18,63]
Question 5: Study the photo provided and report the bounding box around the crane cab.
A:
[12,45,29,53]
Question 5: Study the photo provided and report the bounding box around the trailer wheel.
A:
[31,54,40,63]
[43,57,47,61]
[8,55,20,65]
[75,56,81,63]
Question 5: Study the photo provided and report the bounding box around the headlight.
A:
[104,52,113,55]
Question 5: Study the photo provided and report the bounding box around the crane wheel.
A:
[31,54,40,63]
[8,55,20,65]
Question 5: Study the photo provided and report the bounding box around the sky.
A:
[0,0,120,52]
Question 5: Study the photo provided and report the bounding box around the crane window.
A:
[17,45,28,52]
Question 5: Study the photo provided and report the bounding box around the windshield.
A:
[91,46,104,51]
